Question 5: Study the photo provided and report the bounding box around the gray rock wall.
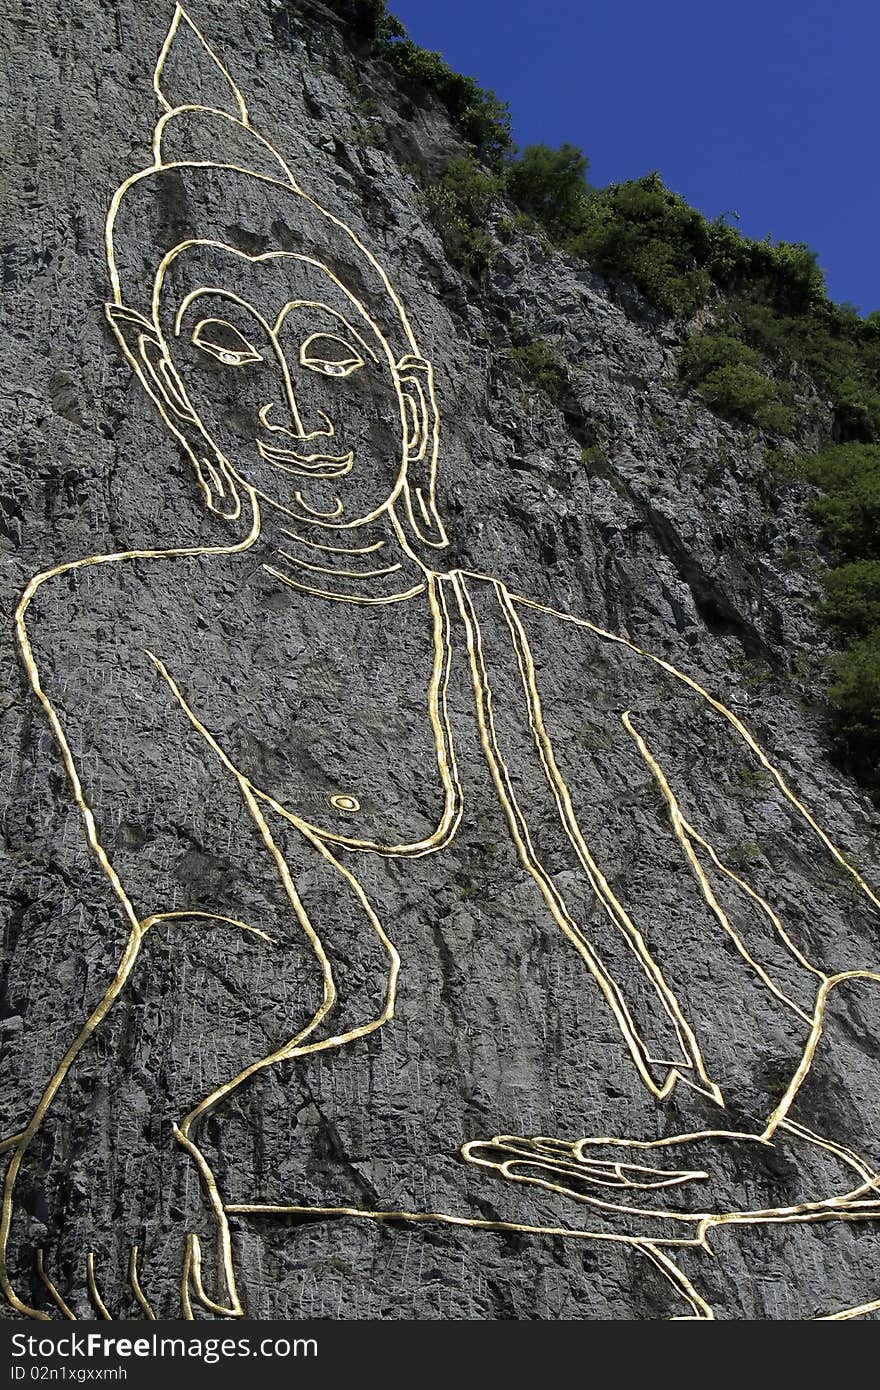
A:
[1,0,879,1320]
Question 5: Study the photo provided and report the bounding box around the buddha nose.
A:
[258,398,334,442]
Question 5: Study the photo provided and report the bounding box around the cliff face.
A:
[2,0,879,1321]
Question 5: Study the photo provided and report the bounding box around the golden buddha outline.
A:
[3,5,880,1321]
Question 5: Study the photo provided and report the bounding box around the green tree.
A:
[828,634,880,743]
[803,444,880,560]
[679,333,763,385]
[819,561,880,638]
[562,174,716,316]
[506,143,589,237]
[695,364,792,433]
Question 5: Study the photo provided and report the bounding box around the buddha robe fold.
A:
[444,569,872,1133]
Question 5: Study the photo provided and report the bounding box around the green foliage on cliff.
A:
[564,175,713,316]
[684,301,880,444]
[499,166,825,320]
[828,636,880,746]
[506,144,590,238]
[820,562,880,639]
[693,362,793,435]
[793,444,880,776]
[802,444,880,560]
[678,333,793,433]
[345,0,512,166]
[417,157,503,276]
[679,333,763,384]
[411,141,880,449]
[508,339,569,403]
[383,42,512,168]
[488,152,880,448]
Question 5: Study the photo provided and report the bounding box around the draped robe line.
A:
[443,569,822,1112]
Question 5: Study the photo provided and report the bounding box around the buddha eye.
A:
[192,318,264,367]
[300,332,365,378]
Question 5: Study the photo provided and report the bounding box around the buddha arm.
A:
[514,590,880,964]
[506,584,880,1119]
[5,567,396,1141]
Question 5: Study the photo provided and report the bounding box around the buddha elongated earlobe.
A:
[104,303,242,521]
[397,356,449,549]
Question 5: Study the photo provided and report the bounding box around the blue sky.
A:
[389,1,879,313]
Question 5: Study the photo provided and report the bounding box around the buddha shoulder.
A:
[16,548,237,683]
[505,590,728,740]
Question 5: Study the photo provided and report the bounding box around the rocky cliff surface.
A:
[1,0,879,1320]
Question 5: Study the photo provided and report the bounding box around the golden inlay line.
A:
[86,1253,112,1320]
[293,492,343,519]
[622,711,818,1025]
[4,3,880,1323]
[818,1296,880,1321]
[511,588,880,915]
[276,547,402,580]
[36,1251,73,1320]
[129,1247,156,1320]
[225,1203,716,1320]
[278,527,386,555]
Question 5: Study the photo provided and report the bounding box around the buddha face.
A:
[148,241,418,527]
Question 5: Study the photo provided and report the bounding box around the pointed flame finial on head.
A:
[154,3,249,124]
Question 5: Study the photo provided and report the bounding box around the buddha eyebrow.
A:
[273,299,380,364]
[173,285,269,338]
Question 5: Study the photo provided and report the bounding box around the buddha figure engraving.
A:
[3,5,880,1322]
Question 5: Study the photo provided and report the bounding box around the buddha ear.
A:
[104,302,242,521]
[396,355,449,549]
[105,304,196,423]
